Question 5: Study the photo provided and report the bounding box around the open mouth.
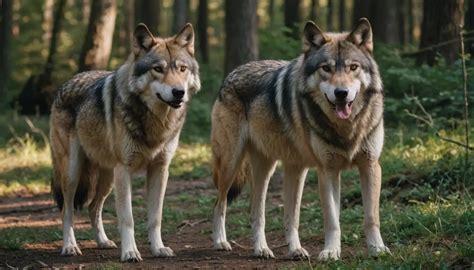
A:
[156,93,183,109]
[325,94,354,120]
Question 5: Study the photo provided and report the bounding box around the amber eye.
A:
[321,65,331,72]
[180,66,187,72]
[153,66,164,73]
[350,64,358,71]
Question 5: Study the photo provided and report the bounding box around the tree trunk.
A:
[372,0,399,44]
[18,0,66,114]
[309,0,319,20]
[466,0,474,54]
[42,0,54,49]
[173,0,188,34]
[284,0,300,39]
[224,0,258,75]
[135,0,160,35]
[268,0,275,26]
[338,0,345,31]
[78,0,117,72]
[398,0,407,46]
[407,0,414,44]
[120,0,134,56]
[197,0,208,63]
[0,0,13,98]
[353,0,372,24]
[418,0,464,65]
[327,0,334,31]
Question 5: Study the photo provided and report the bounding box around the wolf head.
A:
[130,23,201,109]
[303,18,381,120]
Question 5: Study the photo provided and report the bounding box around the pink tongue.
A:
[335,103,352,119]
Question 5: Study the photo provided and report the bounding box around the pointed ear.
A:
[133,23,156,55]
[174,23,195,55]
[303,21,330,52]
[347,18,373,53]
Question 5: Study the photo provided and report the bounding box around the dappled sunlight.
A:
[170,143,211,178]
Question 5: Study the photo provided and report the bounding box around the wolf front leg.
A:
[114,165,142,262]
[317,169,342,261]
[282,163,309,259]
[357,158,390,257]
[146,137,178,258]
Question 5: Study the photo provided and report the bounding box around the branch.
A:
[436,132,474,151]
[401,35,474,57]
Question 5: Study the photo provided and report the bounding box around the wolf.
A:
[50,23,200,262]
[211,18,390,260]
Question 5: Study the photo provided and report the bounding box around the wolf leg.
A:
[61,135,83,256]
[88,168,116,249]
[147,138,178,258]
[357,159,390,257]
[317,169,342,261]
[114,165,141,262]
[282,163,309,259]
[249,148,277,259]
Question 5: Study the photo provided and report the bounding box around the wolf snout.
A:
[334,88,349,100]
[172,88,185,99]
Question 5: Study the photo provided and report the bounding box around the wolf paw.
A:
[61,244,82,256]
[152,246,175,257]
[214,241,232,251]
[318,249,340,261]
[288,248,310,260]
[97,239,117,249]
[254,247,275,259]
[368,245,391,257]
[121,250,143,262]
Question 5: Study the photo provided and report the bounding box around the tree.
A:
[173,0,188,34]
[353,0,372,24]
[224,0,258,75]
[135,0,160,35]
[197,0,208,63]
[327,0,334,31]
[466,0,474,54]
[309,0,319,20]
[42,0,54,49]
[18,0,66,114]
[284,0,300,38]
[268,0,275,26]
[352,0,399,44]
[0,0,13,99]
[418,0,464,65]
[78,0,117,72]
[338,0,345,31]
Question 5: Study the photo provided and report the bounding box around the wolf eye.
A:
[350,64,358,71]
[180,66,187,72]
[321,65,331,72]
[153,66,164,73]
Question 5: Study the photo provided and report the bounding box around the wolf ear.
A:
[133,23,156,55]
[174,23,195,56]
[347,18,373,53]
[303,21,330,52]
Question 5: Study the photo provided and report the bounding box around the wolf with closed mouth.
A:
[50,23,200,262]
[211,18,390,260]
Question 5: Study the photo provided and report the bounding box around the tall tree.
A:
[0,0,13,98]
[135,0,160,35]
[353,0,372,24]
[407,0,415,44]
[284,0,300,38]
[78,0,117,72]
[373,0,399,44]
[173,0,188,34]
[224,0,258,75]
[398,0,407,46]
[18,0,66,114]
[418,0,464,65]
[327,0,334,31]
[338,0,345,31]
[42,0,54,49]
[197,0,208,63]
[309,0,319,20]
[466,0,474,54]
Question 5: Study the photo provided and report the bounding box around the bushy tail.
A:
[50,121,97,210]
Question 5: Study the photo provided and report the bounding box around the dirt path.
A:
[0,178,323,269]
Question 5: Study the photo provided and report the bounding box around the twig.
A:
[436,132,474,150]
[24,116,49,146]
[176,219,208,230]
[401,34,474,57]
[229,240,252,250]
[460,26,470,191]
[404,96,434,128]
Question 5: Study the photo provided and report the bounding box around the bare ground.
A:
[0,178,337,269]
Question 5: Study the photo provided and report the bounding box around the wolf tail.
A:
[50,117,97,210]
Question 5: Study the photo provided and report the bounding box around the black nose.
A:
[172,88,185,99]
[334,88,348,99]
